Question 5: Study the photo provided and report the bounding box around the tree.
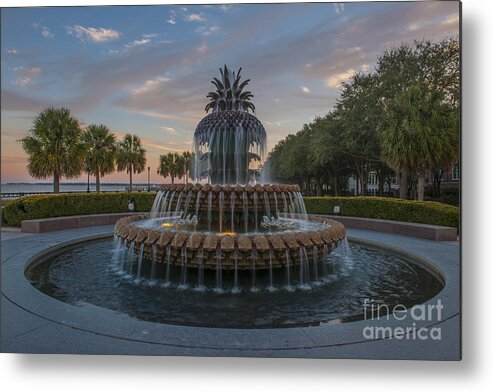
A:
[336,73,382,196]
[309,114,353,196]
[158,152,185,184]
[83,124,117,193]
[380,83,458,201]
[182,151,193,184]
[20,107,86,193]
[268,130,311,190]
[375,37,459,199]
[116,134,146,191]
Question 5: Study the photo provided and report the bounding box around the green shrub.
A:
[424,185,460,206]
[2,192,155,227]
[437,187,460,206]
[304,196,459,228]
[2,193,459,229]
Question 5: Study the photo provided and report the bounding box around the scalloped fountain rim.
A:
[114,214,346,270]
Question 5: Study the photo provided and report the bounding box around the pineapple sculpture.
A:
[194,65,266,185]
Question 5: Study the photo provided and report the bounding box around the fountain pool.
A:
[26,237,443,328]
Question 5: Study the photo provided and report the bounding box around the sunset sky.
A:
[1,1,459,184]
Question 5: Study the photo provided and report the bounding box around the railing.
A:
[1,188,159,201]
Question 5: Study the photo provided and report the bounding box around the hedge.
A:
[2,192,155,227]
[2,193,459,229]
[303,196,459,228]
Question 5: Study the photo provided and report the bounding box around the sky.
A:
[1,1,460,184]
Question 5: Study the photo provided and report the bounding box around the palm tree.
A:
[83,124,117,193]
[158,152,185,184]
[116,134,147,191]
[20,107,86,193]
[182,151,193,183]
[380,83,458,201]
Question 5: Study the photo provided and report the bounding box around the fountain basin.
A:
[156,183,302,216]
[26,235,444,328]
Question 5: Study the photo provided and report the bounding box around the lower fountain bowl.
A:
[26,236,445,328]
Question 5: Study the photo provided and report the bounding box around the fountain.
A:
[113,66,346,290]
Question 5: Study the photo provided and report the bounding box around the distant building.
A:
[346,174,398,196]
[425,162,460,188]
[346,162,460,196]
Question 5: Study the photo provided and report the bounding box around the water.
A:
[193,107,266,185]
[134,215,328,235]
[27,238,444,329]
[149,186,309,233]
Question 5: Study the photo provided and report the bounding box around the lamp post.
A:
[147,166,150,191]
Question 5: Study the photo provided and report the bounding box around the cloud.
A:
[1,89,53,112]
[7,48,18,55]
[131,110,201,126]
[132,76,170,95]
[41,26,54,39]
[197,42,208,53]
[265,120,282,127]
[408,22,421,32]
[32,23,54,39]
[185,13,205,22]
[301,86,311,94]
[126,38,151,49]
[441,14,459,27]
[326,68,355,88]
[108,38,152,55]
[197,25,220,37]
[66,25,121,43]
[167,17,176,25]
[346,46,362,54]
[12,66,42,87]
[12,78,32,87]
[333,3,345,16]
[218,5,235,12]
[142,33,158,38]
[160,126,178,135]
[144,141,186,153]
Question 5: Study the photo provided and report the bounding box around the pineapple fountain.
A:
[113,66,346,291]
